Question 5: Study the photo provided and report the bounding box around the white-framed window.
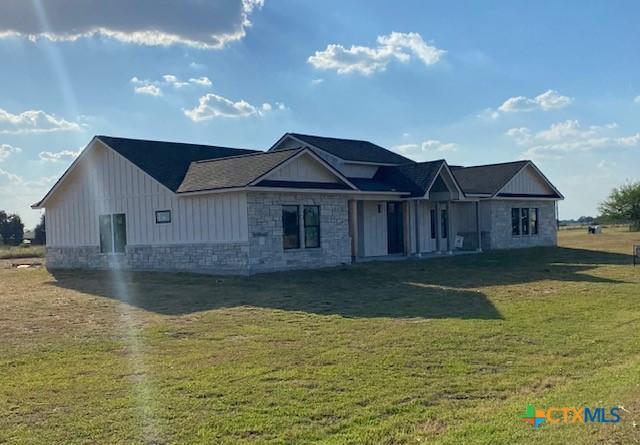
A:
[99,213,126,253]
[155,210,172,224]
[512,208,540,237]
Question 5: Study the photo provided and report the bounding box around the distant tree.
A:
[34,214,46,245]
[599,182,640,231]
[0,211,24,245]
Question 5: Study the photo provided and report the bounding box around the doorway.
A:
[386,202,404,254]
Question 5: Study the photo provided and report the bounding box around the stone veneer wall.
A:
[46,242,249,274]
[487,200,557,249]
[246,191,351,273]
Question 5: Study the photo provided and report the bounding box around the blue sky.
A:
[1,0,639,227]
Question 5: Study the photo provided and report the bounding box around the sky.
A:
[1,0,639,228]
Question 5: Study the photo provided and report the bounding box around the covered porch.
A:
[348,164,486,261]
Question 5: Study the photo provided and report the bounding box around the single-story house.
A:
[33,133,563,274]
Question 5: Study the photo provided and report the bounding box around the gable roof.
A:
[451,161,529,195]
[97,135,257,192]
[272,132,413,165]
[177,148,357,194]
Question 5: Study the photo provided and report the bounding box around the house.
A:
[32,133,563,274]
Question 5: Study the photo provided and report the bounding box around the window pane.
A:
[113,213,127,253]
[441,209,448,239]
[99,215,113,253]
[155,210,171,224]
[521,208,530,235]
[303,206,320,248]
[512,208,520,236]
[305,227,320,248]
[430,209,436,239]
[531,208,539,235]
[282,206,300,249]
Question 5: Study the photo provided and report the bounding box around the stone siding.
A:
[246,192,351,273]
[46,242,249,274]
[487,200,557,249]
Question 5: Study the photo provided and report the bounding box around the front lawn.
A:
[1,229,639,444]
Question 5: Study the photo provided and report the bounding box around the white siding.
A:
[264,153,340,183]
[501,165,555,195]
[46,141,248,247]
[361,201,387,257]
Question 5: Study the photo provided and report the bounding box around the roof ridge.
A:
[97,134,255,152]
[194,147,302,164]
[453,160,530,170]
[290,132,373,144]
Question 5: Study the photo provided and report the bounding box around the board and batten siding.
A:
[46,141,248,248]
[501,165,555,195]
[264,153,340,183]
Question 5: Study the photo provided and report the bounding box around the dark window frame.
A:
[531,208,539,235]
[282,205,300,250]
[99,213,127,254]
[303,205,320,249]
[155,210,172,224]
[430,209,437,240]
[512,208,521,236]
[521,208,530,236]
[441,208,448,239]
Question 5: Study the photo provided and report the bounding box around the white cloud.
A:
[308,31,444,75]
[184,93,258,120]
[508,119,640,159]
[498,90,573,113]
[189,76,212,86]
[392,139,457,161]
[131,74,212,95]
[134,84,163,96]
[634,95,640,104]
[0,144,21,161]
[0,0,264,49]
[261,103,272,112]
[0,167,22,184]
[0,108,81,134]
[310,78,324,86]
[39,149,81,162]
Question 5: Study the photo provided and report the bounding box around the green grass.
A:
[0,244,44,260]
[1,229,640,444]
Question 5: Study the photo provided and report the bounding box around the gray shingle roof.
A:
[177,149,303,193]
[98,135,256,192]
[370,160,447,196]
[280,133,414,165]
[451,161,529,195]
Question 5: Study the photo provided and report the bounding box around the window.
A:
[99,213,127,253]
[512,208,521,236]
[531,208,539,235]
[430,209,436,239]
[304,206,320,248]
[155,210,171,224]
[441,208,448,239]
[521,208,530,235]
[282,206,300,249]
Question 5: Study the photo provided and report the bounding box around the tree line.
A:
[0,211,45,245]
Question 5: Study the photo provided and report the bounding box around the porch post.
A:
[414,200,421,256]
[403,201,411,255]
[447,201,453,254]
[475,200,482,252]
[348,199,359,262]
[435,201,441,252]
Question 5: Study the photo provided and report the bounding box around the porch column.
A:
[348,199,358,262]
[403,201,411,255]
[447,201,453,254]
[435,201,441,252]
[414,200,421,256]
[475,200,482,252]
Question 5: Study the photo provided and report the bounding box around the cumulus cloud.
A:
[134,84,162,96]
[0,144,21,161]
[0,0,264,49]
[39,149,81,162]
[393,139,457,161]
[498,90,573,113]
[184,93,258,120]
[0,108,81,134]
[308,31,444,75]
[131,74,212,96]
[506,120,639,159]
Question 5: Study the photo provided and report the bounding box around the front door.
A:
[387,202,404,254]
